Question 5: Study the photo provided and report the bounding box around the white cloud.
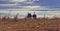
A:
[0,4,17,7]
[9,0,37,2]
[10,0,27,2]
[0,0,60,10]
[21,6,51,11]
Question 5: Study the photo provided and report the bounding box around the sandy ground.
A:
[0,18,60,31]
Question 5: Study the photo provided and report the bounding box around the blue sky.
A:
[0,0,60,9]
[0,0,60,18]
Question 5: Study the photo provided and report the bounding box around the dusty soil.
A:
[0,18,60,31]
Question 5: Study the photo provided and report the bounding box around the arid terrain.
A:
[0,18,60,31]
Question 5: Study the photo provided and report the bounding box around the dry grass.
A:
[0,18,60,31]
